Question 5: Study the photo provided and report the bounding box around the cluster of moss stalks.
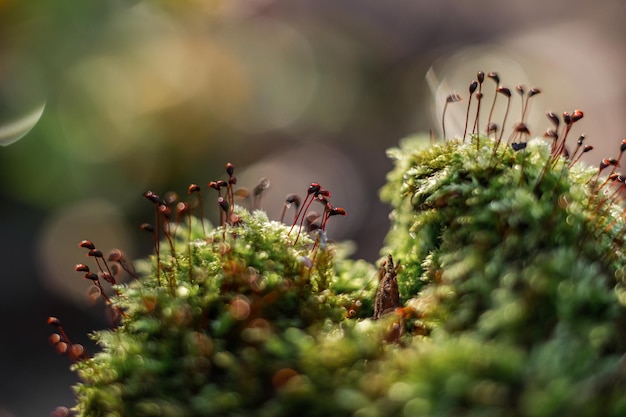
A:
[61,128,626,416]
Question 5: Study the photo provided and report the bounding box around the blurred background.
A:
[0,0,624,415]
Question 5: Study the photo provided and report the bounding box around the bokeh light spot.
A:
[38,199,135,307]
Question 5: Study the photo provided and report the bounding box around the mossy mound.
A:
[379,135,626,415]
[67,134,626,417]
[71,209,382,417]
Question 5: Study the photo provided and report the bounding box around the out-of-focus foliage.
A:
[0,0,372,210]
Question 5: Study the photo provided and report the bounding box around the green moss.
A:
[379,135,626,416]
[71,209,383,416]
[63,97,626,416]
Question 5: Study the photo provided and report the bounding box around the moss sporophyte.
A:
[50,72,626,417]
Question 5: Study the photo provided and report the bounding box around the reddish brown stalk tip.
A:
[217,197,229,213]
[546,112,560,128]
[563,112,571,125]
[544,129,558,139]
[78,240,95,250]
[226,162,235,177]
[571,109,584,123]
[47,316,62,327]
[514,123,530,135]
[87,249,103,258]
[497,87,511,97]
[469,80,479,94]
[143,191,162,205]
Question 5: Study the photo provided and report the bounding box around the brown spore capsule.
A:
[226,162,235,177]
[469,80,478,94]
[47,317,62,327]
[571,109,584,123]
[497,87,511,97]
[546,112,560,128]
[87,249,103,258]
[78,240,95,250]
[188,183,201,194]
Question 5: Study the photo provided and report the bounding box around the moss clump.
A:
[380,135,626,415]
[71,209,384,417]
[59,75,626,417]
